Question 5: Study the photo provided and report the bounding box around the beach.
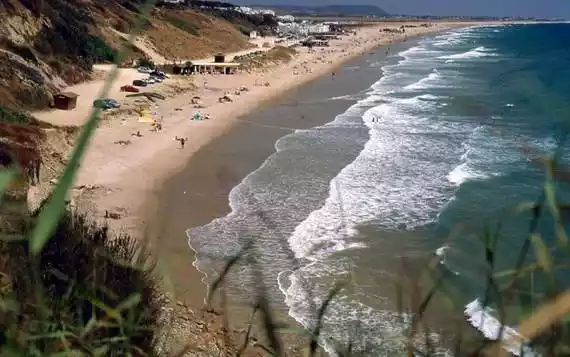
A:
[22,18,570,356]
[30,20,490,332]
[29,23,462,269]
[152,46,404,313]
[167,21,570,357]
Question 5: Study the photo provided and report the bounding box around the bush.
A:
[137,57,155,69]
[0,106,33,125]
[1,209,161,356]
[164,16,201,36]
[81,35,117,64]
[33,0,115,68]
[0,38,39,63]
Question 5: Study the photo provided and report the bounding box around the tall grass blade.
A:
[309,283,345,357]
[29,0,158,255]
[257,292,282,357]
[207,242,251,305]
[237,303,259,357]
[0,169,15,196]
[116,293,142,312]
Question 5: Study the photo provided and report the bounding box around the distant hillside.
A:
[253,4,389,17]
[0,0,255,112]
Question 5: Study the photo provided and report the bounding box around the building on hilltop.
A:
[307,23,330,34]
[277,15,295,22]
[158,0,184,5]
[235,6,276,16]
[277,22,309,36]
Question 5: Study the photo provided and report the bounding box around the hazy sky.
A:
[235,0,570,18]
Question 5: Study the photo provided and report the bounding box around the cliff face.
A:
[0,0,252,112]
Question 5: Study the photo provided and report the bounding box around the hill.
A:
[0,0,258,113]
[253,4,389,17]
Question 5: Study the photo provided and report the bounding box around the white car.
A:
[144,78,156,84]
[137,66,151,73]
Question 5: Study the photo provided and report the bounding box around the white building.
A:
[277,22,309,36]
[235,6,276,16]
[307,23,331,34]
[277,15,295,22]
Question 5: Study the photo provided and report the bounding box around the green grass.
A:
[2,209,160,356]
[0,1,165,355]
[0,106,33,125]
[163,16,201,36]
[82,35,117,63]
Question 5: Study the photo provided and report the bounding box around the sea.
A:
[188,23,570,356]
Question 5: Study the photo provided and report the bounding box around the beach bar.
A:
[187,61,240,75]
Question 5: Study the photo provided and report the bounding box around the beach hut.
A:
[53,92,78,110]
[187,61,240,75]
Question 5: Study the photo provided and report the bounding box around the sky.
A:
[233,0,570,19]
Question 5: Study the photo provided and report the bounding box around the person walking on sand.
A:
[175,136,188,149]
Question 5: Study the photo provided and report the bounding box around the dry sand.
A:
[30,21,486,301]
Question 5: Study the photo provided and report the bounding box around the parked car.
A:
[144,77,156,84]
[137,66,152,73]
[133,79,147,87]
[150,70,168,79]
[93,98,121,110]
[150,75,163,83]
[120,85,140,93]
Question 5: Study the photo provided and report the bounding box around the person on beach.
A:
[175,136,188,149]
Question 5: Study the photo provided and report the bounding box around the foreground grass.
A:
[1,208,160,356]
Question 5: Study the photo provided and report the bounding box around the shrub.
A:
[0,38,39,63]
[164,16,201,36]
[137,57,155,69]
[81,35,117,64]
[0,106,33,125]
[1,209,161,356]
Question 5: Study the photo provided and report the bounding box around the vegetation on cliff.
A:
[234,46,297,71]
[0,0,259,113]
[0,209,161,356]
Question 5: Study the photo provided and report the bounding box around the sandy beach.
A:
[30,21,490,307]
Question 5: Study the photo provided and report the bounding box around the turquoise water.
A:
[189,24,570,355]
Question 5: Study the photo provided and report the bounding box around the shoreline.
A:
[31,21,506,309]
[146,23,466,308]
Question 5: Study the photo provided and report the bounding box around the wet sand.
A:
[153,41,412,313]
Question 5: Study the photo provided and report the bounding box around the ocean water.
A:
[188,24,570,355]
